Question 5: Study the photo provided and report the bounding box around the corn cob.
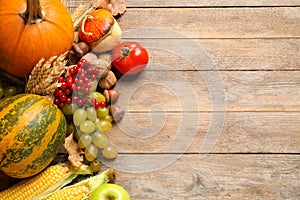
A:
[0,163,91,200]
[37,168,116,200]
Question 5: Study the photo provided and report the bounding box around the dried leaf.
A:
[110,0,126,15]
[63,133,84,168]
[93,0,127,16]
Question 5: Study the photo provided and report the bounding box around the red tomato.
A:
[112,41,149,75]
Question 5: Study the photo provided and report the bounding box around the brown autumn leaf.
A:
[92,0,127,16]
[63,133,84,168]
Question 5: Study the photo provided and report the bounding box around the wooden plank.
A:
[110,154,300,199]
[64,0,300,8]
[108,112,300,153]
[130,38,300,70]
[126,0,300,7]
[114,71,300,112]
[119,8,300,39]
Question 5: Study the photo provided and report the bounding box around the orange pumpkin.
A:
[0,0,74,78]
[78,9,122,53]
[79,9,115,44]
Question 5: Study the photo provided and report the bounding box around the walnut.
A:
[90,58,112,78]
[98,53,112,64]
[99,70,117,89]
[82,52,97,63]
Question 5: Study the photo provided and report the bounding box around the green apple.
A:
[90,183,131,200]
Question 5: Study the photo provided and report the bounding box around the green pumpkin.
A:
[0,94,67,178]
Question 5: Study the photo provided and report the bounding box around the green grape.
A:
[89,92,106,102]
[85,144,98,162]
[86,107,97,121]
[80,120,95,134]
[78,134,93,149]
[0,87,4,98]
[92,132,108,148]
[102,144,118,159]
[96,107,109,118]
[100,115,113,123]
[90,160,101,173]
[4,86,17,97]
[73,108,87,126]
[62,103,73,115]
[95,120,112,133]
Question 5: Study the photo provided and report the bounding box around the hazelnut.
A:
[104,89,120,103]
[77,42,90,55]
[72,43,84,58]
[98,71,117,90]
[109,105,125,122]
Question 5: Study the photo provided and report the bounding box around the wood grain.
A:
[115,71,300,112]
[67,0,300,8]
[108,112,300,153]
[112,154,300,200]
[119,8,300,39]
[126,0,300,7]
[59,2,300,200]
[130,38,300,70]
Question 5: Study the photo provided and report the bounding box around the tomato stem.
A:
[120,46,131,57]
[20,0,45,25]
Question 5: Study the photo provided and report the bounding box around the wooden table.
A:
[100,1,300,199]
[2,0,298,199]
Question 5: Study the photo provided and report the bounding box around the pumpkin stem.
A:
[81,15,94,36]
[20,0,45,25]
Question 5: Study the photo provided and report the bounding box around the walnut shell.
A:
[82,53,97,63]
[99,71,117,89]
[91,58,112,78]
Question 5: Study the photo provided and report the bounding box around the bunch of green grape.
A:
[63,91,118,172]
[0,80,21,100]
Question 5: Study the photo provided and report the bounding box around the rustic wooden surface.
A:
[99,1,300,200]
[1,0,294,199]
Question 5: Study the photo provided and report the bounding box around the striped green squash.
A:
[0,94,67,178]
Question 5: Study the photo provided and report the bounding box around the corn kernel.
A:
[45,185,89,200]
[0,164,69,200]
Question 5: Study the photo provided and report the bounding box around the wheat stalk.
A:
[72,2,97,30]
[25,53,69,97]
